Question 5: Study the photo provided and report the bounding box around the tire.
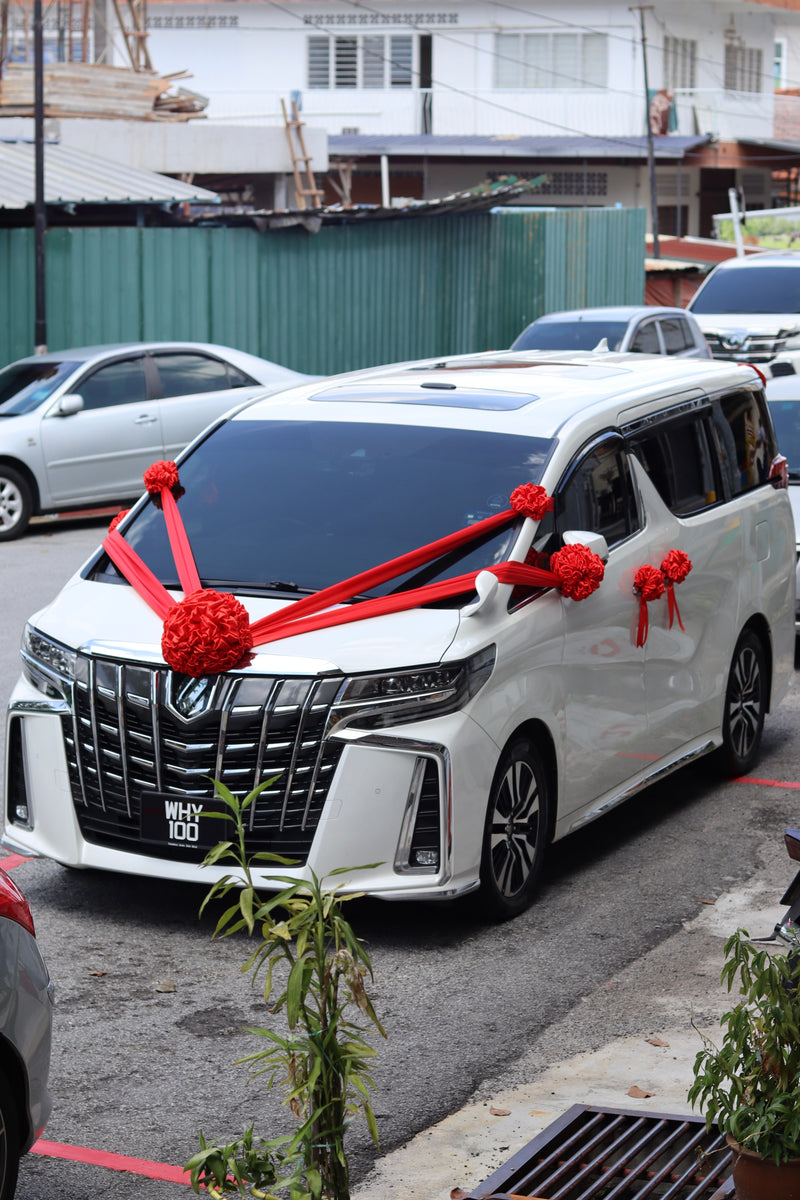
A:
[0,1070,21,1200]
[0,468,32,541]
[716,629,768,777]
[480,736,551,919]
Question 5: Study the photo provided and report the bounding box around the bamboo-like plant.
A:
[688,928,800,1165]
[186,779,386,1200]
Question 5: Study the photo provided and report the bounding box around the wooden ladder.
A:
[281,97,324,210]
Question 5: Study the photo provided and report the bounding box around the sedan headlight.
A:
[336,646,496,730]
[21,624,77,697]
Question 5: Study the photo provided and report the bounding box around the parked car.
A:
[0,342,314,540]
[0,868,53,1200]
[4,351,794,919]
[766,373,800,631]
[687,251,800,370]
[511,306,711,358]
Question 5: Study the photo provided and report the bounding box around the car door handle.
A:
[133,414,158,425]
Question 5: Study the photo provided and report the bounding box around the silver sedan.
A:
[0,342,315,540]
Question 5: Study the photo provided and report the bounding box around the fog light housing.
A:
[14,805,29,824]
[412,848,439,868]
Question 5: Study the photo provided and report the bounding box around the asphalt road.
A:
[2,514,799,1199]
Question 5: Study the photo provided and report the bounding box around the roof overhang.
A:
[328,133,713,163]
[0,138,219,210]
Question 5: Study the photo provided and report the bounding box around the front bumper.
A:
[4,674,498,902]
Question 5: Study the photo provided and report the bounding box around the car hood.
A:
[31,573,462,674]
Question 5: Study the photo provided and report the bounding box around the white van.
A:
[4,352,795,917]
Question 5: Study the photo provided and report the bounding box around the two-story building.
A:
[4,0,800,232]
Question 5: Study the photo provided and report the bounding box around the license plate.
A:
[140,793,222,851]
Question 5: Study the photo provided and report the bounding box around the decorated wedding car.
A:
[5,351,795,917]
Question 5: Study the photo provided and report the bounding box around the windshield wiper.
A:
[787,471,800,481]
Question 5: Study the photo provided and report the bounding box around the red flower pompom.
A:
[108,509,129,533]
[550,543,605,601]
[510,483,555,521]
[144,460,180,495]
[661,548,692,584]
[634,563,666,602]
[161,590,253,677]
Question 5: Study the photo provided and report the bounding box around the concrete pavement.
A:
[353,832,791,1200]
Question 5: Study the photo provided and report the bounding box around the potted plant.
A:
[688,927,800,1200]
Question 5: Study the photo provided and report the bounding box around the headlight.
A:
[21,624,77,697]
[336,646,496,730]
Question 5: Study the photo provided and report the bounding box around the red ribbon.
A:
[102,466,605,674]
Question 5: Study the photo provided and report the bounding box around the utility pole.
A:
[33,0,47,352]
[630,4,660,258]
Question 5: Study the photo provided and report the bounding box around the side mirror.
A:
[562,529,609,563]
[54,393,84,417]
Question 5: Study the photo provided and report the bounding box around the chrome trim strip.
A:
[569,739,717,832]
[68,684,88,806]
[87,658,106,813]
[116,664,132,819]
[279,681,317,831]
[7,697,71,716]
[393,757,429,873]
[252,679,280,811]
[150,669,163,793]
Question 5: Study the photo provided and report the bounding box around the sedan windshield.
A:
[0,360,82,416]
[98,418,554,596]
[512,321,629,352]
[690,267,800,316]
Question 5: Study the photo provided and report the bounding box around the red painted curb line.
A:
[735,776,800,789]
[0,855,33,871]
[30,1139,192,1185]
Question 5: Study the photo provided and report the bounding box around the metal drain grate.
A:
[467,1104,734,1200]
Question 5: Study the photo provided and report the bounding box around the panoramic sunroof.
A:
[309,384,536,411]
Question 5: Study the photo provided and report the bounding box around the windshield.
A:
[0,360,81,416]
[767,399,800,474]
[512,320,629,352]
[690,266,800,316]
[95,418,555,596]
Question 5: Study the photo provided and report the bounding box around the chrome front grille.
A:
[61,655,346,863]
[704,331,792,363]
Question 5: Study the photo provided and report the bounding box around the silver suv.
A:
[687,252,800,369]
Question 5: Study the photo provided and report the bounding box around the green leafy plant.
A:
[186,779,386,1200]
[688,928,800,1165]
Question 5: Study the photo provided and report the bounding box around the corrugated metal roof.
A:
[328,133,712,161]
[0,140,219,209]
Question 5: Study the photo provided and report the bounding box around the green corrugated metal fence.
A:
[0,207,646,373]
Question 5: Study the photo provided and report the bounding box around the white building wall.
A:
[140,0,781,140]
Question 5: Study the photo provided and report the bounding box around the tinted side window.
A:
[153,354,232,399]
[712,389,777,496]
[77,359,148,410]
[630,415,717,514]
[227,364,257,388]
[629,322,661,353]
[659,317,692,354]
[556,440,639,547]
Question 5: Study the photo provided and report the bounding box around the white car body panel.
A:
[5,352,795,906]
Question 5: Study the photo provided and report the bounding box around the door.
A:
[628,403,744,760]
[552,435,650,815]
[40,355,162,504]
[151,352,264,459]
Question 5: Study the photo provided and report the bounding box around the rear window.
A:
[690,265,800,315]
[512,320,629,352]
[711,389,777,495]
[95,419,555,596]
[767,399,800,473]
